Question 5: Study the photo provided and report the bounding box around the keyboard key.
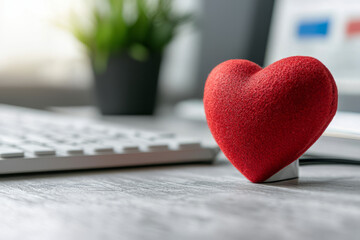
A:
[119,143,140,152]
[21,144,56,156]
[0,135,25,145]
[146,142,170,151]
[24,134,52,144]
[0,147,24,158]
[136,131,176,140]
[0,127,24,137]
[84,145,114,153]
[49,144,84,155]
[174,138,201,149]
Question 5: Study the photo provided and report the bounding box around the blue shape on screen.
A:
[297,20,329,38]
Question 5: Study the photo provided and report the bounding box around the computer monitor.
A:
[265,0,360,111]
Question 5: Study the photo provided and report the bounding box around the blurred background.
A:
[0,0,359,114]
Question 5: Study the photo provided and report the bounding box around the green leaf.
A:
[128,43,149,61]
[64,0,192,68]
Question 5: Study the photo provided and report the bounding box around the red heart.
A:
[204,56,337,183]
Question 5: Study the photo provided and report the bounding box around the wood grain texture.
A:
[0,110,359,240]
[0,161,359,240]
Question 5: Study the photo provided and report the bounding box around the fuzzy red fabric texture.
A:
[203,56,338,183]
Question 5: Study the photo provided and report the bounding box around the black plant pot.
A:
[93,54,162,115]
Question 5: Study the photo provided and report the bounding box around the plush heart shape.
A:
[204,56,337,183]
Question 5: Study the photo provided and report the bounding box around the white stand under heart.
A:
[263,159,299,183]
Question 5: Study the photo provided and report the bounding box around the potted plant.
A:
[68,0,190,115]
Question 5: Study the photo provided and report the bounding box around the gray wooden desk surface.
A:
[1,109,360,240]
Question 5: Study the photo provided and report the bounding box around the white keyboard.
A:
[0,105,218,175]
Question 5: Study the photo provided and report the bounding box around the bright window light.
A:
[0,0,92,87]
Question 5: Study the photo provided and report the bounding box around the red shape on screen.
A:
[346,19,360,37]
[203,56,338,183]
